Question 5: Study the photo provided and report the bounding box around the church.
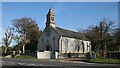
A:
[37,8,91,59]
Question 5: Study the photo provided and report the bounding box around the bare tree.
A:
[2,27,14,53]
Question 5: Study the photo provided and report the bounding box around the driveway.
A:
[1,58,120,68]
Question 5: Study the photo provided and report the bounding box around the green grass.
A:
[15,55,36,59]
[88,58,120,64]
[0,56,3,58]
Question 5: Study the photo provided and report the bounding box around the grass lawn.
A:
[0,56,3,58]
[15,55,36,59]
[88,58,120,64]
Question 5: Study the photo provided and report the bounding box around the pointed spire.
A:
[49,6,52,12]
[47,7,54,15]
[46,7,56,28]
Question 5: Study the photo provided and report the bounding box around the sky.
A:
[2,2,118,30]
[118,1,120,27]
[1,0,120,2]
[1,2,119,45]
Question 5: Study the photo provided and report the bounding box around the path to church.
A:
[1,58,119,68]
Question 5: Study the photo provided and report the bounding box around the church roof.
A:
[55,27,89,40]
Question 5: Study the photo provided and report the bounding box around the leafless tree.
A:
[2,27,14,53]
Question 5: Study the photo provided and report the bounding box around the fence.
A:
[107,52,120,59]
[58,53,86,58]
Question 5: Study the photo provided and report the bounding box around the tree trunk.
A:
[19,50,21,54]
[23,45,25,53]
[103,44,107,58]
[5,47,8,53]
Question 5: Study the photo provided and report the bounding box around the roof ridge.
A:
[56,27,79,33]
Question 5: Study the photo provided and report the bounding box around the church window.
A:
[64,39,68,53]
[51,17,54,21]
[42,39,44,42]
[46,29,50,37]
[75,41,80,53]
[42,39,44,46]
[82,42,85,53]
[87,42,89,51]
[53,37,55,51]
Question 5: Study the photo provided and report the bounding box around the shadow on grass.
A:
[1,65,119,68]
[1,65,61,68]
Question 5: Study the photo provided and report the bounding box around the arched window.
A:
[42,39,44,45]
[42,39,44,43]
[51,17,54,21]
[53,37,55,51]
[87,42,89,51]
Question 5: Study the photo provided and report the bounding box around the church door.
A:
[45,41,52,51]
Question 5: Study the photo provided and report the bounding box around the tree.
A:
[79,18,114,58]
[0,45,6,53]
[12,35,23,53]
[12,17,42,53]
[1,27,14,53]
[113,28,120,51]
[98,18,114,58]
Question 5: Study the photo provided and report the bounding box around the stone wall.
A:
[107,52,120,59]
[37,51,59,59]
[37,51,51,59]
[58,53,86,58]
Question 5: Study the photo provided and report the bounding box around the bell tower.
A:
[46,7,56,27]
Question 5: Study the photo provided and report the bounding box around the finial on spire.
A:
[48,7,54,15]
[50,6,52,10]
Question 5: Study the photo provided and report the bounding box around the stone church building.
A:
[37,8,91,59]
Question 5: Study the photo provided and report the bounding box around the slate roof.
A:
[55,27,89,41]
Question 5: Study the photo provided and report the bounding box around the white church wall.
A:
[60,37,91,54]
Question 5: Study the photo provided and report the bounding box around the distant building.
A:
[37,8,91,59]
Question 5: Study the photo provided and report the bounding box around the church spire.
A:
[46,7,56,28]
[48,7,53,15]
